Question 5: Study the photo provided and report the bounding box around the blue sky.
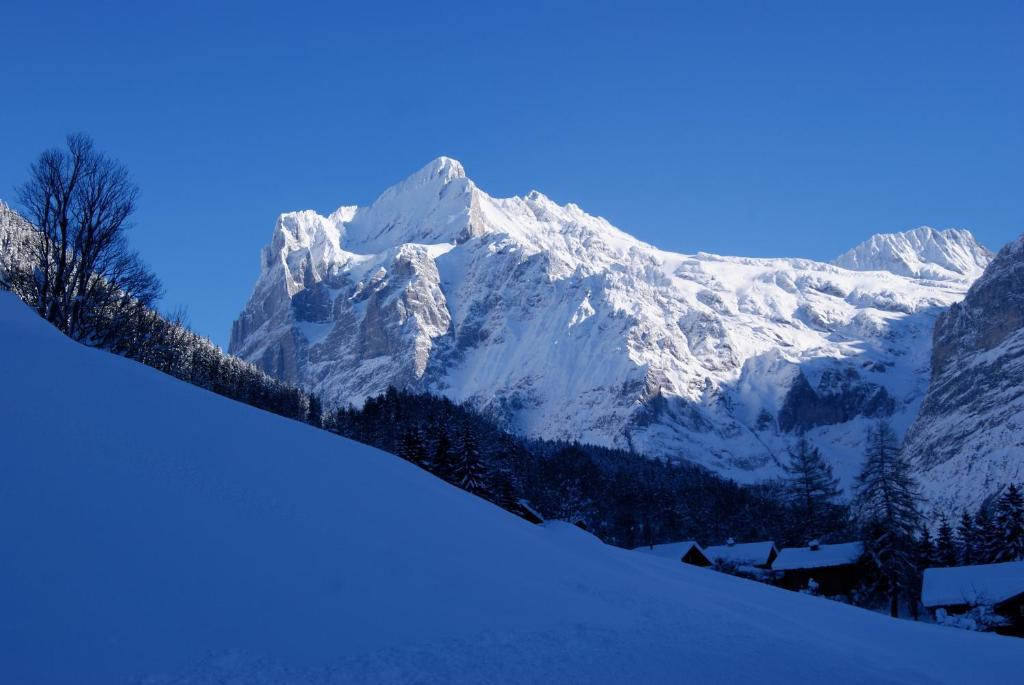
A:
[1,1,1021,346]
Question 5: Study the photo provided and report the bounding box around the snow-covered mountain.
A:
[230,158,989,483]
[903,235,1024,513]
[835,226,993,282]
[0,201,35,287]
[3,292,1022,683]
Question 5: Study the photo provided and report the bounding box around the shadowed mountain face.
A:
[904,236,1024,512]
[230,158,987,484]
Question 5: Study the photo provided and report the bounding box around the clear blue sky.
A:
[2,1,1021,347]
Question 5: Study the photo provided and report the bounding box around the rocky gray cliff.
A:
[0,203,36,290]
[903,236,1024,512]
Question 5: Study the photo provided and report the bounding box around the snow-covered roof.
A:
[516,498,544,522]
[704,541,777,566]
[773,542,863,571]
[921,561,1024,608]
[634,541,707,563]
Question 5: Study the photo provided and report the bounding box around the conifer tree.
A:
[431,428,454,481]
[973,506,999,564]
[935,516,958,567]
[993,483,1024,562]
[398,429,427,468]
[956,510,976,566]
[782,437,844,544]
[490,468,520,512]
[916,525,937,570]
[853,420,923,617]
[451,429,489,495]
[307,394,323,428]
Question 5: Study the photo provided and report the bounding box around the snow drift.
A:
[1,293,1021,684]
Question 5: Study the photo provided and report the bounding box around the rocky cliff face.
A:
[230,158,987,483]
[0,202,36,290]
[903,236,1024,512]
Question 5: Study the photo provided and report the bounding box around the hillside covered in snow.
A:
[1,292,1022,684]
[230,158,988,484]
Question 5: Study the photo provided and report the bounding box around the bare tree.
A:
[16,133,161,341]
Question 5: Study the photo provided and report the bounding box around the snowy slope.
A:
[230,158,988,483]
[1,293,1022,684]
[835,226,993,281]
[903,235,1024,513]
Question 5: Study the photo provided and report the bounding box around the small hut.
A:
[514,499,545,525]
[635,541,712,567]
[704,539,779,570]
[922,560,1024,636]
[772,540,863,597]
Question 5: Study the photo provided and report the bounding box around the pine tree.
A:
[398,429,427,468]
[973,505,999,564]
[908,525,938,621]
[431,428,455,482]
[993,483,1024,562]
[956,510,976,566]
[307,394,323,428]
[490,468,520,512]
[782,437,844,544]
[451,429,489,495]
[935,516,958,567]
[853,420,923,617]
[916,525,937,570]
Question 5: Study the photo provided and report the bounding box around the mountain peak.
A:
[331,157,475,254]
[834,226,992,281]
[411,156,466,184]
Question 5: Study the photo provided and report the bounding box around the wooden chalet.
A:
[514,499,545,525]
[704,538,778,570]
[922,560,1024,637]
[772,540,863,598]
[635,540,712,567]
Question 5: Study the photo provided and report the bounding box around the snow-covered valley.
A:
[1,292,1022,684]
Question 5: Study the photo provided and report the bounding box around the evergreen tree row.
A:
[925,484,1024,568]
[329,387,857,550]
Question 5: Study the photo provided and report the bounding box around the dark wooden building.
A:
[772,540,863,598]
[704,539,779,570]
[635,540,712,567]
[514,499,545,525]
[922,560,1024,636]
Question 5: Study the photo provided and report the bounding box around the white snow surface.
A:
[773,542,865,571]
[834,226,993,281]
[633,541,706,562]
[704,541,778,567]
[921,561,1024,608]
[230,158,990,485]
[2,293,1023,684]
